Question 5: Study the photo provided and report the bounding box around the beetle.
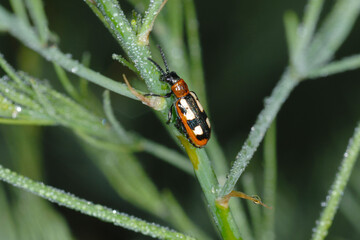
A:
[146,47,211,148]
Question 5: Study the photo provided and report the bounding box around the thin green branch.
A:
[112,54,138,73]
[138,0,167,45]
[340,190,360,235]
[0,164,195,240]
[167,0,183,42]
[184,0,205,103]
[292,0,325,74]
[0,78,42,112]
[284,11,299,65]
[153,0,190,83]
[308,54,360,78]
[0,118,54,125]
[9,0,29,25]
[311,122,360,240]
[84,0,114,37]
[139,138,193,175]
[103,90,130,143]
[53,63,80,101]
[162,191,211,240]
[307,0,360,68]
[0,53,27,89]
[75,130,130,153]
[298,0,324,50]
[220,69,300,197]
[262,121,277,240]
[0,6,138,100]
[79,52,91,98]
[25,0,49,44]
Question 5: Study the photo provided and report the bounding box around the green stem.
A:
[183,0,206,104]
[262,121,277,240]
[293,0,324,69]
[339,190,360,234]
[25,0,49,44]
[243,174,262,240]
[308,54,360,78]
[180,138,242,240]
[53,63,80,101]
[0,118,54,125]
[283,11,299,64]
[0,164,195,240]
[311,123,360,240]
[9,0,29,25]
[138,0,166,45]
[300,0,324,47]
[102,90,130,143]
[220,68,300,197]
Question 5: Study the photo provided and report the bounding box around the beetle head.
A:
[162,71,180,85]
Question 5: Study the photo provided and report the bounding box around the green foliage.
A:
[0,0,359,239]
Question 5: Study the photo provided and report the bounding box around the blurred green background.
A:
[0,0,360,239]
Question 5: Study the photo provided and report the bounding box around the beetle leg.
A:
[166,103,174,124]
[175,118,189,141]
[175,117,184,133]
[144,92,172,98]
[173,106,187,135]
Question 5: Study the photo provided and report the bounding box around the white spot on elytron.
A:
[179,99,195,120]
[190,92,204,112]
[193,125,203,135]
[206,118,211,128]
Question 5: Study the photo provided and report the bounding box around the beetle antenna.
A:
[147,57,165,76]
[157,45,170,73]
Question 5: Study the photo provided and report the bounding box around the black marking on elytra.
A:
[177,102,187,115]
[189,91,204,113]
[178,93,210,140]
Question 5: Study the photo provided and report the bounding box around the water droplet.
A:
[71,66,78,73]
[12,106,22,118]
